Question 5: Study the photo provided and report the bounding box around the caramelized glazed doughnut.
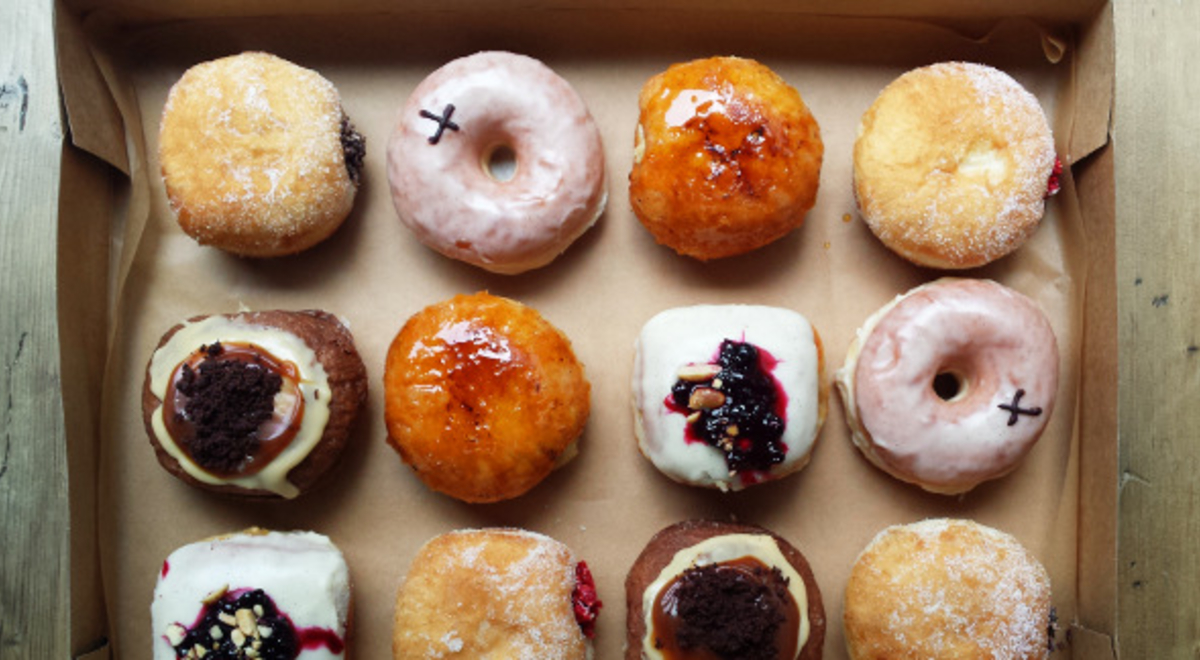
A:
[629,56,823,260]
[835,279,1058,494]
[632,305,826,491]
[142,310,367,499]
[854,62,1056,269]
[387,51,607,274]
[844,519,1052,659]
[159,52,365,257]
[394,528,601,659]
[383,293,591,502]
[152,528,351,660]
[625,520,825,660]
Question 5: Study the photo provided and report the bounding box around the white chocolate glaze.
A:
[835,279,1058,494]
[151,530,350,660]
[387,51,607,274]
[640,534,810,660]
[148,315,332,498]
[632,305,823,491]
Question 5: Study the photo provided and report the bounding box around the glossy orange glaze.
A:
[164,342,304,477]
[384,292,591,503]
[630,57,823,260]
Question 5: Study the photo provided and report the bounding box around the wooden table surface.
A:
[1,0,1196,657]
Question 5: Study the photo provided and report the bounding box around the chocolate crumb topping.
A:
[175,344,282,474]
[670,563,792,660]
[340,114,366,186]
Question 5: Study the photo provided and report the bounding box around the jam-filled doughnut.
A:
[387,51,607,274]
[394,528,602,659]
[633,305,826,491]
[159,52,365,257]
[142,310,367,499]
[152,528,351,660]
[629,56,823,260]
[835,278,1058,494]
[854,61,1058,269]
[384,292,591,502]
[625,519,825,660]
[844,519,1052,659]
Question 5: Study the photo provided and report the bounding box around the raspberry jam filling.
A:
[665,340,789,475]
[164,342,304,477]
[1045,156,1063,197]
[162,587,343,659]
[651,557,799,660]
[572,561,603,639]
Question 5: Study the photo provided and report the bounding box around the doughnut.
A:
[844,519,1052,659]
[142,310,368,499]
[394,528,601,659]
[835,278,1058,494]
[625,520,825,660]
[632,305,826,491]
[629,56,823,260]
[853,61,1057,269]
[384,292,590,502]
[152,528,351,660]
[387,51,607,274]
[159,52,365,257]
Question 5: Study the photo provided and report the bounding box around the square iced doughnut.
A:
[151,529,351,659]
[632,305,826,491]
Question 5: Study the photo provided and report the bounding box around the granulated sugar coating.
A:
[843,518,1052,660]
[853,61,1056,270]
[393,528,592,660]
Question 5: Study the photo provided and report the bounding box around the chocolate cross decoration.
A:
[419,104,460,145]
[998,389,1043,426]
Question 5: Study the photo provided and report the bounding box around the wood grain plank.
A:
[1115,0,1200,657]
[0,0,70,657]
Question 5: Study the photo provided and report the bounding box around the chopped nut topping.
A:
[236,608,257,636]
[246,648,260,659]
[253,604,264,618]
[258,625,273,639]
[165,623,187,647]
[686,411,701,424]
[712,377,724,389]
[193,645,207,658]
[217,612,237,627]
[727,424,739,436]
[676,363,722,382]
[688,387,726,410]
[231,629,246,647]
[209,625,223,640]
[202,584,229,606]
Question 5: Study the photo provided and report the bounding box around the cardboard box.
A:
[56,1,1117,657]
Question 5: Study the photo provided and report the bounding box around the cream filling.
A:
[148,315,332,498]
[640,534,810,660]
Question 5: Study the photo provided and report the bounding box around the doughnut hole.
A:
[483,143,518,182]
[932,369,968,402]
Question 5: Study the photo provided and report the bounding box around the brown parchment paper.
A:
[98,10,1086,659]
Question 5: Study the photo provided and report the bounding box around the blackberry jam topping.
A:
[165,588,299,660]
[652,559,799,660]
[667,340,787,474]
[165,342,304,477]
[340,114,366,186]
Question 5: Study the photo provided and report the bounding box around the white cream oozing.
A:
[632,305,822,491]
[148,315,332,498]
[640,534,810,660]
[151,530,350,660]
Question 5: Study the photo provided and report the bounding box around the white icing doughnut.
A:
[387,51,607,274]
[151,529,350,659]
[632,305,825,491]
[836,278,1059,494]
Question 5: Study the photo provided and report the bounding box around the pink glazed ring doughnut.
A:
[835,278,1059,494]
[387,51,608,274]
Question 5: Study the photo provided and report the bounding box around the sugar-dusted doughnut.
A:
[835,278,1058,494]
[844,518,1052,659]
[632,305,826,491]
[159,52,364,257]
[387,51,607,274]
[853,61,1057,269]
[384,292,590,502]
[630,56,823,260]
[152,528,351,660]
[142,310,367,499]
[394,528,601,659]
[625,519,825,660]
